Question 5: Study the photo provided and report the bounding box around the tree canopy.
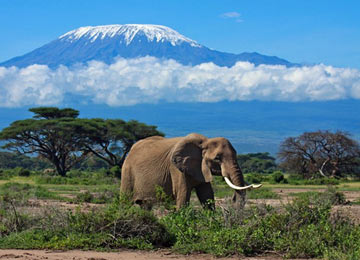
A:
[278,130,360,178]
[29,107,79,119]
[0,107,164,176]
[0,108,88,176]
[237,152,277,174]
[76,118,164,168]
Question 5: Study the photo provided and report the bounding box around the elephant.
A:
[120,133,261,209]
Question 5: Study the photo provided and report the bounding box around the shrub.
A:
[109,166,122,178]
[14,167,31,177]
[271,171,287,184]
[0,199,174,250]
[0,169,9,180]
[245,173,266,184]
[287,176,340,185]
[74,191,94,203]
[155,186,175,210]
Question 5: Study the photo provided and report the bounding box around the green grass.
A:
[1,174,360,258]
[0,182,63,202]
[246,187,280,199]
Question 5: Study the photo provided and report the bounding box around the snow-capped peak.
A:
[59,24,202,47]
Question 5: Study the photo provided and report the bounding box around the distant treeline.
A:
[1,107,360,179]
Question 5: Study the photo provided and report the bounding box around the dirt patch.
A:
[273,188,360,202]
[332,204,360,225]
[0,250,311,260]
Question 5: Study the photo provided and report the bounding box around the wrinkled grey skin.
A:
[120,133,248,209]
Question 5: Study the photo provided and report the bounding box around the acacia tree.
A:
[278,130,360,178]
[79,119,164,168]
[0,107,89,176]
[0,107,164,176]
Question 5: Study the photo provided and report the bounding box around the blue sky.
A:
[1,0,359,68]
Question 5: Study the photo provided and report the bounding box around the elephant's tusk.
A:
[252,184,263,189]
[224,177,254,190]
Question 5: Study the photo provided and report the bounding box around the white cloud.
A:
[0,57,360,107]
[220,12,243,22]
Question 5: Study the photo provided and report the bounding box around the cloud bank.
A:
[1,57,360,107]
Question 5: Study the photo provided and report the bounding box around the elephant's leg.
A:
[175,187,192,210]
[120,165,133,196]
[195,182,215,210]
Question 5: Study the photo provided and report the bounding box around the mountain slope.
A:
[0,24,296,68]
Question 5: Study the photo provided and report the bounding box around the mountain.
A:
[0,24,296,68]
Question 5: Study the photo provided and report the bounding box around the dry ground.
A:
[0,249,312,260]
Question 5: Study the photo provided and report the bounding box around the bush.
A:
[0,169,9,180]
[270,171,287,184]
[245,173,267,184]
[74,191,94,203]
[109,166,122,178]
[0,199,174,249]
[287,176,340,185]
[14,167,31,177]
[162,188,359,258]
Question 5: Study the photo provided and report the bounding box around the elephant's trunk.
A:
[221,160,261,209]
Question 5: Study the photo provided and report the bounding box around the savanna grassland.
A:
[1,169,360,260]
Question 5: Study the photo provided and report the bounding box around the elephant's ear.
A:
[171,134,212,183]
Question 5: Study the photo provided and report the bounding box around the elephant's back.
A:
[129,136,181,154]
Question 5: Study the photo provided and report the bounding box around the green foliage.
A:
[29,107,79,119]
[35,175,117,186]
[0,182,60,205]
[245,173,269,184]
[13,167,30,177]
[0,183,359,258]
[155,186,175,210]
[35,169,119,185]
[76,155,109,170]
[0,107,164,176]
[0,199,174,250]
[0,113,90,176]
[287,175,340,185]
[80,118,164,169]
[162,188,359,258]
[74,191,94,203]
[0,152,50,170]
[290,186,347,206]
[109,165,122,178]
[270,171,287,184]
[237,152,277,174]
[72,187,119,204]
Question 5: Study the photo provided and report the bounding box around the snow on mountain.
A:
[0,24,296,68]
[59,24,202,47]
